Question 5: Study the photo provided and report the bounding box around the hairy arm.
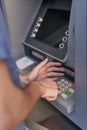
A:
[0,60,45,130]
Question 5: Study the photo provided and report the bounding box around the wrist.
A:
[24,81,46,98]
[19,74,30,87]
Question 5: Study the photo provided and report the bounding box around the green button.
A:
[64,90,72,96]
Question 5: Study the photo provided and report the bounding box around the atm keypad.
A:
[57,78,75,99]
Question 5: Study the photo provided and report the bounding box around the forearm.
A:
[0,61,43,130]
[0,60,58,130]
[0,82,42,130]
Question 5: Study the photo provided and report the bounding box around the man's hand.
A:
[20,58,65,86]
[26,78,59,101]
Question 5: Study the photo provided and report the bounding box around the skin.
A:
[20,58,65,86]
[0,58,65,130]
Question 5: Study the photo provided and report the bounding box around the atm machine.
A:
[24,0,75,113]
[23,0,87,130]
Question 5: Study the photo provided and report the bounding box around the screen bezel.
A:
[25,7,71,63]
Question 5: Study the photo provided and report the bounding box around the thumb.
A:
[34,58,48,71]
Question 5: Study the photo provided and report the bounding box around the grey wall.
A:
[2,0,42,59]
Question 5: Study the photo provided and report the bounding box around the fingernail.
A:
[45,58,48,62]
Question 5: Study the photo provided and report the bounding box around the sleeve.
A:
[0,6,10,60]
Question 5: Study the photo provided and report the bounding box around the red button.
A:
[72,85,75,90]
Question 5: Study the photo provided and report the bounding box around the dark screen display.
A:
[35,9,70,48]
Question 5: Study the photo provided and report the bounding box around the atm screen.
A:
[35,9,70,48]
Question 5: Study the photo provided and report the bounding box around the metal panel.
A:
[1,0,42,59]
[75,0,87,129]
[64,0,87,129]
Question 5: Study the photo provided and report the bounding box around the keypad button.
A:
[61,93,68,99]
[61,79,65,82]
[69,88,75,94]
[68,83,72,87]
[64,90,72,96]
[71,85,75,90]
[65,81,68,84]
[61,83,65,87]
[65,85,69,89]
[57,81,61,85]
[61,88,65,92]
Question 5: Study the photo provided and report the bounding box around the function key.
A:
[65,30,68,36]
[37,17,43,22]
[71,85,75,90]
[33,28,38,33]
[62,37,68,43]
[35,22,40,27]
[59,43,64,49]
[30,33,36,38]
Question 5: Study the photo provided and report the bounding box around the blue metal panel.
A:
[64,0,87,130]
[75,0,87,129]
